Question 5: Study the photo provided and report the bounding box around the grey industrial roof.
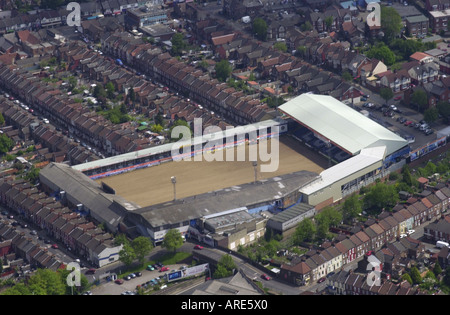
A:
[269,202,315,224]
[39,163,139,229]
[129,170,319,228]
[279,94,409,156]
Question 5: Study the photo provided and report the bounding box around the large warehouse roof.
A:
[279,94,408,156]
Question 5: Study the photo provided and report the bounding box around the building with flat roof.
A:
[279,94,410,207]
[266,202,315,237]
[125,5,168,30]
[39,163,139,233]
[124,170,319,244]
[279,94,409,157]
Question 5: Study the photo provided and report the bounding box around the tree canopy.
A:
[215,59,232,82]
[214,254,236,279]
[0,134,14,155]
[1,268,89,295]
[171,32,187,56]
[380,6,403,42]
[363,181,399,214]
[252,18,268,41]
[366,43,396,66]
[161,229,184,253]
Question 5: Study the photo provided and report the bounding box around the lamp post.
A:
[252,161,258,184]
[171,176,177,201]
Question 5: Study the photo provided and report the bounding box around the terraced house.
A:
[280,185,450,286]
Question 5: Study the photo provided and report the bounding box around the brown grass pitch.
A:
[97,136,328,207]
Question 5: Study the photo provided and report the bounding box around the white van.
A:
[436,241,449,249]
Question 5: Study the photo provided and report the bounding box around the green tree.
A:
[93,84,107,99]
[296,45,307,58]
[300,21,312,32]
[410,266,422,284]
[401,165,417,188]
[273,41,287,52]
[171,32,186,56]
[381,6,403,42]
[316,206,342,227]
[424,107,439,123]
[105,82,115,99]
[0,134,14,154]
[131,236,153,265]
[25,166,40,184]
[444,266,450,286]
[436,101,450,123]
[363,181,399,214]
[215,59,232,82]
[324,16,333,31]
[119,243,136,267]
[342,194,363,224]
[293,218,316,244]
[366,44,396,66]
[128,88,136,102]
[379,87,394,104]
[342,71,353,81]
[0,112,4,126]
[410,89,428,112]
[402,273,413,285]
[214,254,236,279]
[434,262,443,276]
[161,229,184,253]
[252,17,268,41]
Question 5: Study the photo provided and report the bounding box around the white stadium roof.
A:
[300,146,386,195]
[279,94,408,156]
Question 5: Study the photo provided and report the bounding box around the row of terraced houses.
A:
[0,178,123,268]
[279,185,450,286]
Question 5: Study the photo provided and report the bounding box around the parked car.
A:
[194,245,204,250]
[407,229,415,235]
[261,274,271,281]
[160,266,170,272]
[425,129,433,135]
[318,277,326,283]
[115,279,124,285]
[86,268,96,275]
[404,120,413,126]
[146,265,155,271]
[51,244,59,249]
[394,96,402,101]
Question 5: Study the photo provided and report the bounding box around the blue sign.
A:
[168,271,182,281]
